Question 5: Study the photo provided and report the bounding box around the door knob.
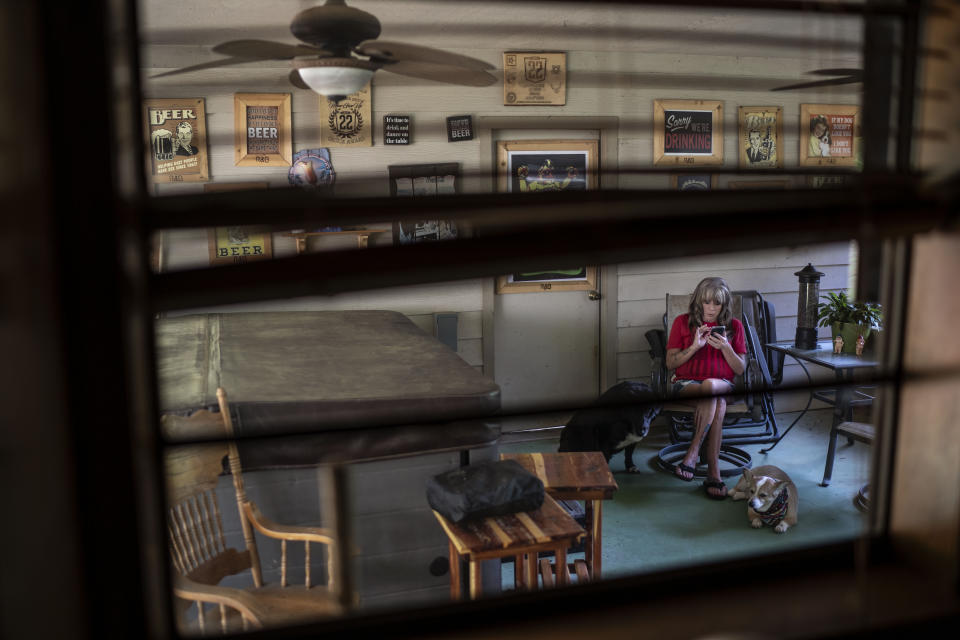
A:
[588,290,601,301]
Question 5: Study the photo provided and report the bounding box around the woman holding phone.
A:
[665,277,747,498]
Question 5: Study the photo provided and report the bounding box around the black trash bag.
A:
[426,460,545,524]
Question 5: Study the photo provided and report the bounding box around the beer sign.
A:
[144,98,209,182]
[653,99,724,167]
[738,106,784,169]
[233,93,293,167]
[503,52,566,106]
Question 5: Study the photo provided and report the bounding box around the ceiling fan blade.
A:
[379,60,497,87]
[288,69,311,90]
[213,39,328,59]
[771,76,862,91]
[356,40,493,71]
[150,57,271,79]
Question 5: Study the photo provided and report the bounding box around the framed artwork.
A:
[389,163,460,245]
[495,139,598,293]
[799,104,862,167]
[204,183,272,266]
[233,93,292,167]
[503,51,567,106]
[320,82,372,147]
[738,106,783,169]
[807,175,851,189]
[144,98,209,183]
[653,99,723,166]
[671,174,718,190]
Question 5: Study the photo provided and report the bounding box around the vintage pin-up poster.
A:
[145,98,209,182]
[738,106,783,169]
[320,83,372,147]
[503,52,566,106]
[799,104,861,167]
[653,99,723,166]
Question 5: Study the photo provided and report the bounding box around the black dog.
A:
[558,381,661,472]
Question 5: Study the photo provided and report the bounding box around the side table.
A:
[500,451,618,578]
[432,494,584,600]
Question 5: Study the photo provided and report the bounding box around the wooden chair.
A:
[162,388,351,635]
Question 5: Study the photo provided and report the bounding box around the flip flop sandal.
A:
[674,462,695,482]
[703,479,728,500]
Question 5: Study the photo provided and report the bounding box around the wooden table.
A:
[500,451,618,578]
[432,495,585,600]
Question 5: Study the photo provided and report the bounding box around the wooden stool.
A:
[432,494,584,600]
[500,452,618,579]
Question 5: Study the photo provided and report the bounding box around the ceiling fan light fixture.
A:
[294,58,377,98]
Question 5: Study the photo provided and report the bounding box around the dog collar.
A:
[757,488,789,527]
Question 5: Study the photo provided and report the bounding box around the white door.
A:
[492,129,602,415]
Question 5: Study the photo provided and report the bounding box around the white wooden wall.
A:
[145,0,864,401]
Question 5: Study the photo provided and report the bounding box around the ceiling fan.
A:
[771,68,863,92]
[151,0,497,100]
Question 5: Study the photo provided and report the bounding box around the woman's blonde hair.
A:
[688,277,732,330]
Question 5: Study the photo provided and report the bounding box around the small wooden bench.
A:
[821,421,875,486]
[432,494,584,600]
[500,451,618,579]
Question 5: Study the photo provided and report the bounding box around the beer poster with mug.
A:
[204,182,272,266]
[738,106,783,169]
[145,98,209,182]
[320,83,372,148]
[799,103,862,168]
[653,99,723,167]
[233,93,293,167]
[494,139,598,294]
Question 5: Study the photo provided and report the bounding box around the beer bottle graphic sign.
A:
[144,98,209,183]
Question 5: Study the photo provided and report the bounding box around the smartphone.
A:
[710,326,726,336]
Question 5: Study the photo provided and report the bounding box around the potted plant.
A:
[817,291,883,354]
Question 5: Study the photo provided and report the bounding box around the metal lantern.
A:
[794,263,824,350]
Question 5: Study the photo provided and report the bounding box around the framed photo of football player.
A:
[494,139,598,293]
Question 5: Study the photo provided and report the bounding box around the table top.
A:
[766,339,879,371]
[500,452,618,499]
[155,310,501,437]
[433,495,584,557]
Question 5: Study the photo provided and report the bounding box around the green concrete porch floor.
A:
[498,408,871,586]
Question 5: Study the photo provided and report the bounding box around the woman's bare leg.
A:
[674,383,715,480]
[701,379,732,497]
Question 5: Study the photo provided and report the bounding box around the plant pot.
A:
[831,322,871,354]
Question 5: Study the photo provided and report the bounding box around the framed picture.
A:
[807,175,852,189]
[495,139,598,293]
[144,98,209,183]
[320,82,372,147]
[799,104,862,167]
[653,99,723,166]
[233,93,292,167]
[738,106,783,169]
[503,51,567,106]
[204,183,272,266]
[389,163,460,245]
[671,174,718,190]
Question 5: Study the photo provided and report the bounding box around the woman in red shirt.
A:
[665,277,746,498]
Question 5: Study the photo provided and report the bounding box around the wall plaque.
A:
[653,99,723,166]
[320,83,372,147]
[799,103,861,167]
[738,106,783,169]
[233,93,292,167]
[446,115,474,142]
[203,183,272,266]
[383,114,411,145]
[503,52,566,106]
[144,97,209,183]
